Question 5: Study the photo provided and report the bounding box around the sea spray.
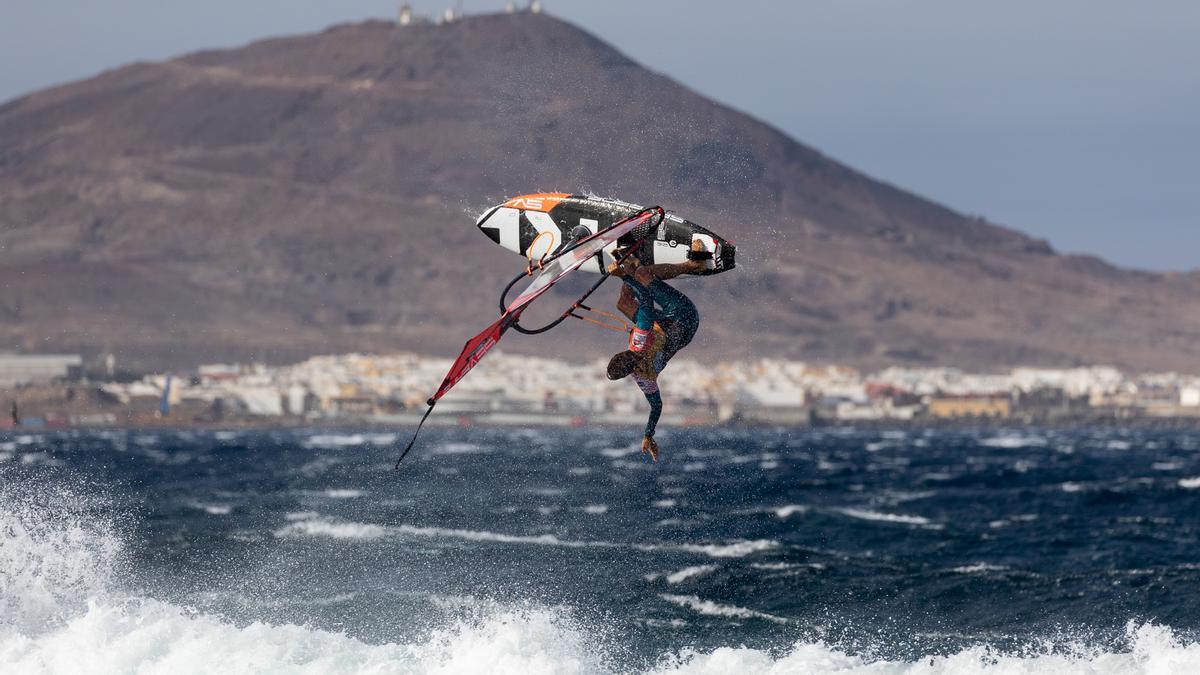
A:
[0,479,123,636]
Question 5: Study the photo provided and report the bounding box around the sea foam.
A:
[7,476,1200,674]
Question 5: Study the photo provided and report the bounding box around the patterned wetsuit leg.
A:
[648,279,700,364]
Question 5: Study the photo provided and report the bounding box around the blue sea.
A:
[3,426,1200,673]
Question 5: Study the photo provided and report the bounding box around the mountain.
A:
[2,12,1199,372]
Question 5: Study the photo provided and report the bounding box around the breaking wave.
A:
[5,476,1200,674]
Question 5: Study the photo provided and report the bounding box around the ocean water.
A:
[3,426,1200,673]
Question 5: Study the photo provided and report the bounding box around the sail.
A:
[429,206,661,404]
[395,206,662,468]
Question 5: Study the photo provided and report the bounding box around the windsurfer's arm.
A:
[644,391,663,438]
[634,379,663,439]
[633,373,662,438]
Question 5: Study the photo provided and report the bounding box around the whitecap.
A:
[665,565,718,584]
[837,508,938,528]
[659,594,788,624]
[273,517,387,540]
[980,435,1047,449]
[655,622,1200,674]
[661,540,779,558]
[431,441,488,455]
[395,524,602,549]
[950,563,1009,574]
[323,488,365,499]
[301,434,369,448]
[773,505,808,519]
[1178,477,1200,489]
[581,505,608,515]
[653,499,677,508]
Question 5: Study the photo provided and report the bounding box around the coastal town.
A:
[3,351,1200,429]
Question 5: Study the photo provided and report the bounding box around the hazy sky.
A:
[3,1,1197,270]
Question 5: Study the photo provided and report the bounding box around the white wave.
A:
[950,563,1010,575]
[838,508,939,528]
[6,484,1200,675]
[659,594,788,624]
[581,505,608,515]
[274,517,387,541]
[773,505,808,519]
[323,488,365,499]
[980,434,1048,449]
[301,433,370,448]
[2,597,604,675]
[271,515,772,561]
[431,441,488,455]
[1178,477,1200,489]
[661,540,779,559]
[653,499,677,508]
[528,488,566,497]
[665,565,718,584]
[191,503,232,515]
[395,524,605,549]
[1061,482,1086,493]
[0,483,121,634]
[599,447,629,458]
[284,510,321,522]
[651,622,1200,674]
[750,562,827,572]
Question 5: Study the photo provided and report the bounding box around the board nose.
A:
[476,206,502,244]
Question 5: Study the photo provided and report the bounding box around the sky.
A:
[2,1,1197,271]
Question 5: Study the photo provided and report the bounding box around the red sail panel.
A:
[430,314,511,403]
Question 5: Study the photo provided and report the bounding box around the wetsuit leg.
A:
[649,280,700,363]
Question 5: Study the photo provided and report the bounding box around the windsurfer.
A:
[606,241,708,461]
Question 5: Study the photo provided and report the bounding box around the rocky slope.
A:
[2,13,1198,371]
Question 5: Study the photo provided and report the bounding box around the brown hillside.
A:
[1,13,1198,371]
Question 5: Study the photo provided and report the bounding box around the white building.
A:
[0,353,82,386]
[1182,386,1200,407]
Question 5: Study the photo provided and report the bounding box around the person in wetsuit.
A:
[606,241,708,461]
